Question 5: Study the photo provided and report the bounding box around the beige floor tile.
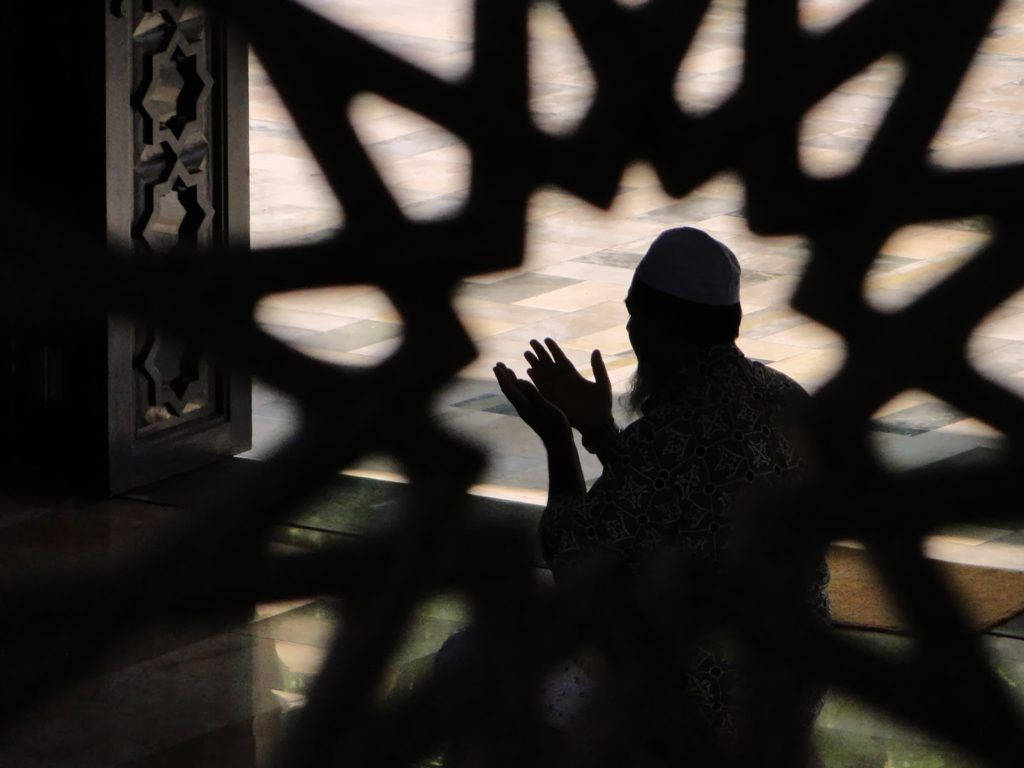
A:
[288,345,380,368]
[530,216,664,251]
[262,287,403,322]
[936,418,1006,439]
[461,316,523,339]
[515,281,627,312]
[872,389,936,419]
[618,162,662,189]
[966,334,1017,358]
[350,337,403,360]
[561,325,633,356]
[799,145,863,177]
[678,45,744,77]
[696,213,756,235]
[349,94,441,141]
[453,295,562,324]
[934,137,1024,167]
[387,156,471,193]
[736,337,808,363]
[923,538,1024,572]
[767,347,847,391]
[866,253,971,289]
[930,524,1014,547]
[973,309,1024,341]
[523,234,603,268]
[864,286,921,313]
[253,305,362,332]
[462,267,526,285]
[526,187,590,220]
[739,251,808,276]
[759,321,845,349]
[604,186,682,218]
[492,314,623,346]
[739,275,800,308]
[979,32,1024,56]
[739,306,804,334]
[249,200,340,225]
[880,225,990,262]
[693,173,746,199]
[573,299,632,325]
[593,235,658,257]
[799,0,873,32]
[467,482,547,506]
[415,143,478,164]
[537,260,634,285]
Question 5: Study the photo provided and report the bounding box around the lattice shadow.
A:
[4,0,1024,765]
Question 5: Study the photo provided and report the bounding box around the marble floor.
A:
[4,518,1022,768]
[0,493,1019,768]
[244,0,1024,564]
[246,0,1024,496]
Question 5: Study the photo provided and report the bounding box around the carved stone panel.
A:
[104,0,250,490]
[129,1,220,435]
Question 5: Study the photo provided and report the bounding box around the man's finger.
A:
[494,363,517,395]
[524,351,540,368]
[516,377,549,406]
[545,338,574,370]
[529,339,555,367]
[494,366,529,411]
[591,349,610,388]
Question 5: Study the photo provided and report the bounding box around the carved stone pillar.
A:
[3,1,250,494]
[105,1,251,492]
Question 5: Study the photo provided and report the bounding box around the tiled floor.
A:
[247,0,1024,494]
[6,581,1023,767]
[1,469,1021,767]
[243,0,1024,569]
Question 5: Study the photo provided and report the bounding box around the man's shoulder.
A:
[744,356,810,402]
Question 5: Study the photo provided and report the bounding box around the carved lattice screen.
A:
[4,0,1023,765]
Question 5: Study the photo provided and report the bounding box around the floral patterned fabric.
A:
[539,344,830,739]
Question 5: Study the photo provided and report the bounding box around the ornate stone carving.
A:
[129,0,217,431]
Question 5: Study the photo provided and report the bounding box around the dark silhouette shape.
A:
[490,227,828,761]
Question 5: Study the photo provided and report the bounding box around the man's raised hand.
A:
[493,362,571,443]
[523,338,613,439]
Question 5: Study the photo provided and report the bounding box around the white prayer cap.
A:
[632,227,740,306]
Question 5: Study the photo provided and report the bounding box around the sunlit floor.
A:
[244,0,1024,562]
[247,0,1024,491]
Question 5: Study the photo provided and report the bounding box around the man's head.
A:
[625,227,742,410]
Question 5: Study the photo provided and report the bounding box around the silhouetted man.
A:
[494,227,829,753]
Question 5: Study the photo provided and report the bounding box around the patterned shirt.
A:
[539,344,830,739]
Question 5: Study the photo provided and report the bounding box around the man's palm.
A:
[524,338,613,437]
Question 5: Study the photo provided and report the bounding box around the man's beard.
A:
[624,359,663,415]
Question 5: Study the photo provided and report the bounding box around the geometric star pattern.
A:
[4,1,1023,765]
[131,0,215,425]
[133,0,213,255]
[133,328,206,418]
